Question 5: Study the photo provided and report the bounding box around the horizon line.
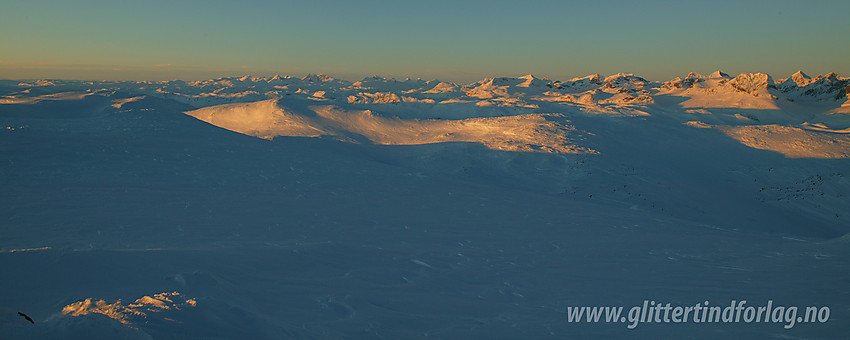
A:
[2,70,847,85]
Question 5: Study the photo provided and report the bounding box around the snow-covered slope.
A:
[184,98,596,154]
[1,73,849,339]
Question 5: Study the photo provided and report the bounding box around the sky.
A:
[1,0,849,82]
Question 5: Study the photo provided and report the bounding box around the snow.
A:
[715,124,850,158]
[0,91,97,104]
[1,72,849,339]
[708,70,731,79]
[186,99,594,153]
[422,82,458,94]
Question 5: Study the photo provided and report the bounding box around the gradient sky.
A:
[1,0,849,82]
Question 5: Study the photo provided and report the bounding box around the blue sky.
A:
[1,0,848,82]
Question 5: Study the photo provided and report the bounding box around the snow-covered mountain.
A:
[10,70,844,115]
[1,71,849,339]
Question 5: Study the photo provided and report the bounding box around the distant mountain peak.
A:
[302,74,334,82]
[604,73,636,82]
[709,71,730,78]
[568,74,603,83]
[728,73,776,95]
[782,70,813,88]
[821,72,841,81]
[792,70,810,80]
[686,72,706,79]
[517,74,546,87]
